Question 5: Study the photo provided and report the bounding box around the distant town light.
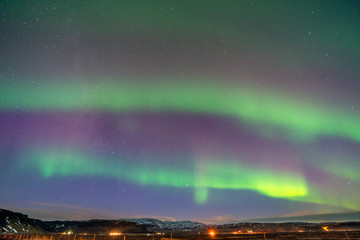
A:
[322,226,329,231]
[109,232,122,236]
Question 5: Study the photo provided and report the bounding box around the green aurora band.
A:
[1,79,360,143]
[26,149,360,210]
[27,149,308,204]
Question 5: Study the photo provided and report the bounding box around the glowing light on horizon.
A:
[209,230,216,236]
[322,226,329,231]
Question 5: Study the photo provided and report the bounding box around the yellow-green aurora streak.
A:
[28,149,308,204]
[1,78,360,143]
[27,149,360,210]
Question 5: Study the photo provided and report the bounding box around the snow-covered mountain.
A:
[0,209,204,234]
[122,218,206,231]
[0,209,44,233]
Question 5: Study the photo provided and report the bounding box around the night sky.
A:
[1,1,360,224]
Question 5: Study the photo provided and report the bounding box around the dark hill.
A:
[0,209,147,234]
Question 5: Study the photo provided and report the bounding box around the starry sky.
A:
[0,1,360,224]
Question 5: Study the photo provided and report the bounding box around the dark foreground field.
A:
[1,232,360,240]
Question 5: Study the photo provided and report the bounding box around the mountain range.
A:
[1,209,360,234]
[0,209,205,234]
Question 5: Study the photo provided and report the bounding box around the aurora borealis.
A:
[1,1,360,223]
